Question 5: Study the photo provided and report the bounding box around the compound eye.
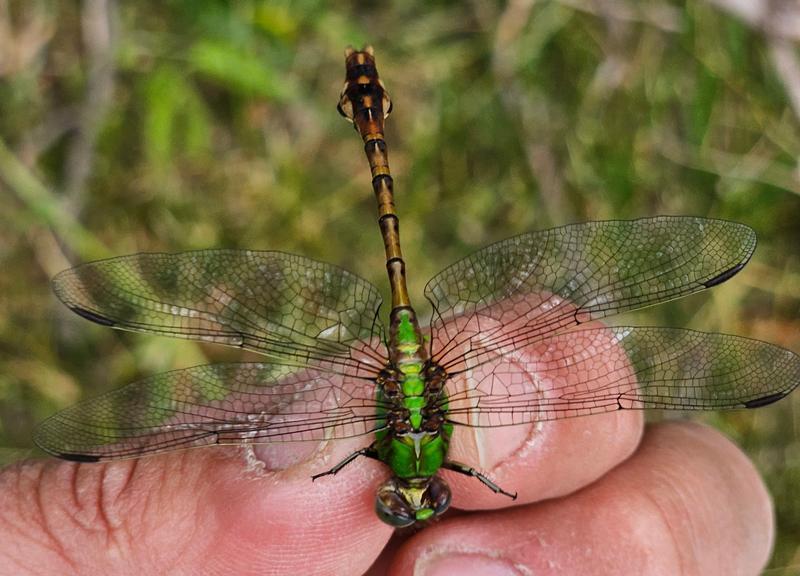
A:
[337,96,354,121]
[375,478,415,528]
[426,476,452,516]
[382,93,393,118]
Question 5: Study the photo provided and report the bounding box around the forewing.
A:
[33,363,382,461]
[424,217,755,372]
[53,250,386,374]
[443,326,799,427]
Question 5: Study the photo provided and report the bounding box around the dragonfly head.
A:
[375,476,451,527]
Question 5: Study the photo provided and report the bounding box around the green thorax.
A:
[375,307,453,479]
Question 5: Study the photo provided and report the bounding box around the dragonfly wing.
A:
[443,326,799,427]
[53,250,386,374]
[424,217,755,371]
[33,363,382,461]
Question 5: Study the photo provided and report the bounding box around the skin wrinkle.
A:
[96,462,136,554]
[2,457,198,575]
[128,462,158,560]
[111,462,156,573]
[55,463,122,570]
[27,462,81,573]
[67,462,81,522]
[62,464,112,536]
[68,463,126,550]
[132,453,199,574]
[179,454,221,572]
[132,478,164,574]
[113,456,140,507]
[170,454,207,573]
[103,454,202,574]
[0,465,44,572]
[2,463,38,544]
[642,481,689,576]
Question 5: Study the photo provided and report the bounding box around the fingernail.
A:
[456,352,539,470]
[423,554,524,576]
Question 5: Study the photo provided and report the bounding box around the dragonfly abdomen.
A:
[339,46,411,311]
[374,392,450,480]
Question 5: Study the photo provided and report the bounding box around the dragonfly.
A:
[35,46,799,527]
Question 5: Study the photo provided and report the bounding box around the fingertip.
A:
[1,443,393,575]
[199,440,394,574]
[620,421,775,571]
[391,421,774,576]
[445,409,643,509]
[445,323,645,509]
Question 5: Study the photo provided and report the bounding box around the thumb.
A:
[0,442,391,576]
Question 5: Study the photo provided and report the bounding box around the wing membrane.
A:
[53,250,386,374]
[33,363,383,461]
[443,326,799,427]
[425,217,756,372]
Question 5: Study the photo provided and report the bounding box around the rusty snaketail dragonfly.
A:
[35,46,800,527]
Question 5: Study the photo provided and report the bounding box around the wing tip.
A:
[34,430,105,463]
[703,261,747,288]
[56,452,103,463]
[744,391,789,409]
[67,305,117,327]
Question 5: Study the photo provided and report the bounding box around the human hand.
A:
[0,418,772,575]
[0,324,774,575]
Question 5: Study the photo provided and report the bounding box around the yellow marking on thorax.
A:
[398,342,420,355]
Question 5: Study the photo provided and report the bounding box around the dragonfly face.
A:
[375,475,451,527]
[33,46,800,529]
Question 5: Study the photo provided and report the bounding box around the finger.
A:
[0,437,392,576]
[389,421,774,576]
[441,311,644,509]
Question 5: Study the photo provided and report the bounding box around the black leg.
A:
[311,446,379,481]
[443,460,517,499]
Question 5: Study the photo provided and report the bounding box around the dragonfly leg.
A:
[311,445,379,481]
[443,460,517,500]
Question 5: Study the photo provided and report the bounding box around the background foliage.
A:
[0,0,798,572]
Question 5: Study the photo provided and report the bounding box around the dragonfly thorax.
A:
[377,361,449,435]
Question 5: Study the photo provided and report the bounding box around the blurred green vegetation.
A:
[0,0,798,572]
